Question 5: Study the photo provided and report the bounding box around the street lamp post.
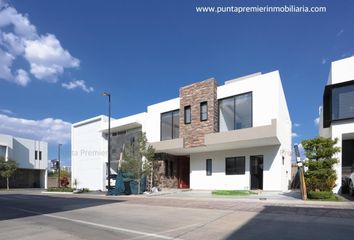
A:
[57,143,62,187]
[102,92,111,191]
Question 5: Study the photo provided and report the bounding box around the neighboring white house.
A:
[319,56,354,193]
[72,71,292,191]
[0,134,48,188]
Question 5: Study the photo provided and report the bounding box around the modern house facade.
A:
[319,56,354,193]
[72,71,292,191]
[0,134,48,188]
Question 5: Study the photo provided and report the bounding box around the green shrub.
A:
[308,191,340,201]
[302,137,340,192]
[47,187,73,192]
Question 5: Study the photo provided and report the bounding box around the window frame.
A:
[218,92,253,132]
[225,156,246,175]
[206,159,212,176]
[200,101,208,121]
[184,105,191,124]
[160,109,180,141]
[323,80,354,127]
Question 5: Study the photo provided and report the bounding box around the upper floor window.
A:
[219,92,252,132]
[161,110,179,141]
[332,84,354,120]
[323,81,354,127]
[35,150,38,160]
[184,106,191,124]
[200,102,208,121]
[39,151,42,160]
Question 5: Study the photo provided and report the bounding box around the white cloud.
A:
[292,132,299,138]
[0,4,37,39]
[14,68,30,86]
[314,117,320,126]
[62,80,94,93]
[0,3,81,86]
[0,48,15,80]
[0,113,71,144]
[24,34,79,82]
[0,108,13,114]
[321,58,327,65]
[293,123,301,127]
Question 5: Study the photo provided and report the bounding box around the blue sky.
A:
[0,0,353,165]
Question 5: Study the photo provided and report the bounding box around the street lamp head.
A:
[101,92,110,97]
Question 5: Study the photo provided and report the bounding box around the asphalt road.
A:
[1,191,354,240]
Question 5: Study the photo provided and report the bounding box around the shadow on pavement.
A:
[0,194,124,221]
[224,205,354,240]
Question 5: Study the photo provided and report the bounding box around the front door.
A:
[178,156,190,189]
[250,155,263,190]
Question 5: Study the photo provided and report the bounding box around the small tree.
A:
[0,156,18,190]
[301,137,340,192]
[121,132,156,193]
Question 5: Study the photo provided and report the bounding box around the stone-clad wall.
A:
[179,78,218,148]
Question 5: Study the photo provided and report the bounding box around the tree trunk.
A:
[6,177,9,190]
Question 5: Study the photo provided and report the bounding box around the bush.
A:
[47,187,73,192]
[60,176,70,188]
[308,191,339,201]
[302,137,340,192]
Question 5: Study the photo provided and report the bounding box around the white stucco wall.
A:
[71,116,108,191]
[190,146,282,190]
[328,56,354,85]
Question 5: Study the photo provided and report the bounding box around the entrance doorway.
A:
[250,155,263,190]
[178,156,190,189]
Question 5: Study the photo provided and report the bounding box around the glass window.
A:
[0,146,6,158]
[225,156,245,175]
[161,110,179,140]
[35,150,38,160]
[184,106,191,124]
[164,160,174,178]
[219,97,234,132]
[200,102,208,121]
[172,110,179,138]
[39,151,42,160]
[219,93,252,132]
[235,93,252,129]
[206,159,212,176]
[332,84,354,120]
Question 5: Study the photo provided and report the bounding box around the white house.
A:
[319,56,354,193]
[72,71,292,191]
[0,134,48,188]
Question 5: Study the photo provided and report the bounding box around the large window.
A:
[200,102,208,121]
[323,81,354,127]
[219,92,252,132]
[225,156,245,175]
[161,110,179,141]
[184,106,191,124]
[332,84,354,120]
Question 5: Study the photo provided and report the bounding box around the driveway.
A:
[0,190,354,240]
